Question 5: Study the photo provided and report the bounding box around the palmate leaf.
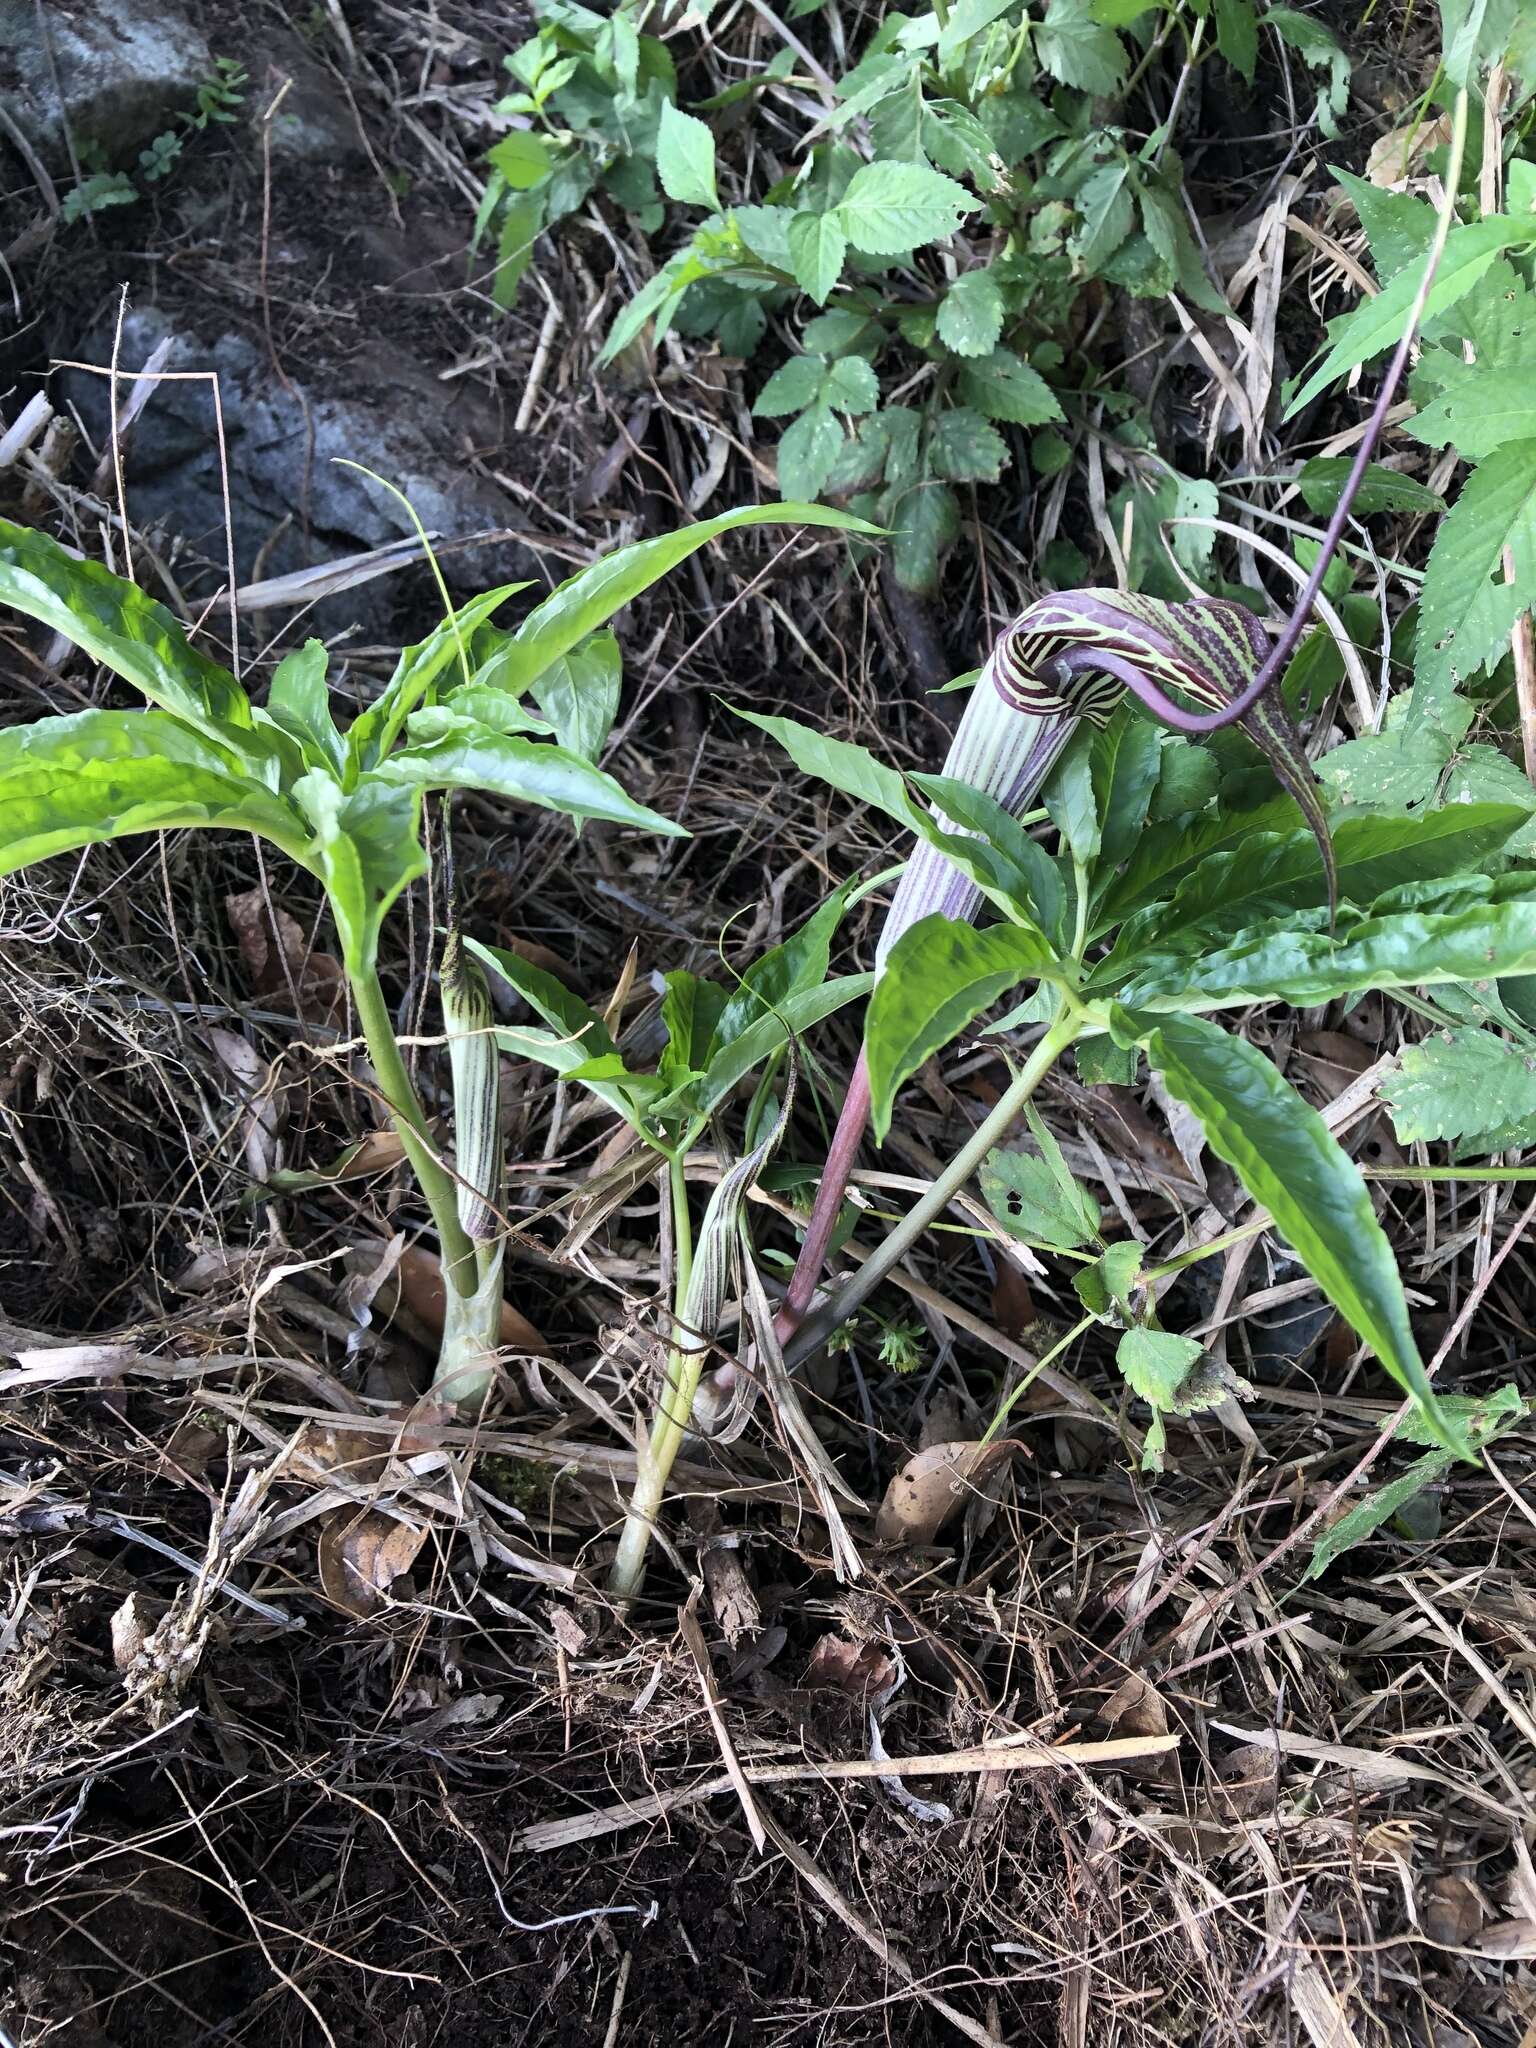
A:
[0,516,258,746]
[0,709,311,874]
[1125,1010,1462,1450]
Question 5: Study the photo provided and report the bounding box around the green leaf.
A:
[1090,712,1162,883]
[1417,440,1536,703]
[735,706,922,828]
[865,915,1055,1140]
[1096,803,1528,977]
[1380,1026,1536,1146]
[347,581,529,772]
[1043,725,1101,865]
[1264,6,1350,136]
[0,516,257,746]
[1093,792,1300,932]
[982,1145,1101,1251]
[887,480,960,595]
[776,404,846,500]
[1406,367,1536,461]
[822,357,880,413]
[655,100,719,211]
[754,356,827,416]
[1133,1010,1459,1447]
[1036,0,1129,91]
[835,159,977,256]
[1303,1453,1451,1579]
[936,270,1005,358]
[1074,1239,1143,1318]
[787,211,847,304]
[526,628,621,762]
[1296,456,1446,516]
[491,195,544,308]
[659,970,729,1092]
[669,974,874,1118]
[293,772,427,977]
[1287,217,1536,417]
[487,131,554,189]
[911,773,1068,946]
[1214,0,1259,79]
[1116,1328,1206,1408]
[957,349,1064,426]
[466,936,654,1129]
[1120,898,1536,1011]
[1077,1034,1138,1085]
[0,709,310,875]
[495,504,874,697]
[264,639,345,775]
[928,407,1009,484]
[1072,161,1135,274]
[372,724,683,834]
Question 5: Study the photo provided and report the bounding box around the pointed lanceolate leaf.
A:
[0,709,311,874]
[866,915,1056,1140]
[1131,1009,1462,1451]
[292,772,428,976]
[0,516,257,743]
[371,725,685,835]
[347,581,531,772]
[265,638,345,775]
[491,504,874,698]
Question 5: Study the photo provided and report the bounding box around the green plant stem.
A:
[784,999,1084,1367]
[610,1148,700,1603]
[350,968,478,1297]
[980,1311,1097,1446]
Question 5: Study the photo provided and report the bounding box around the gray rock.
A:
[1,0,213,161]
[62,308,536,632]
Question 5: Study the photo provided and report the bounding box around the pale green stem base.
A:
[610,1151,697,1604]
[349,968,501,1400]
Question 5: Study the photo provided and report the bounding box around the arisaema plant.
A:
[0,501,863,1409]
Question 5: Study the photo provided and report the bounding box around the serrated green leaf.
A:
[1287,217,1536,417]
[835,158,976,255]
[822,355,880,413]
[957,348,1064,426]
[655,100,719,211]
[1072,161,1135,274]
[887,479,960,594]
[1133,1010,1460,1448]
[1214,0,1258,79]
[936,270,1005,357]
[1116,1328,1206,1409]
[982,1145,1101,1251]
[1037,0,1129,91]
[487,131,554,189]
[1077,1035,1139,1085]
[776,403,846,499]
[1074,1238,1143,1318]
[787,210,847,304]
[1264,6,1350,135]
[865,916,1056,1140]
[929,407,1009,484]
[1407,366,1536,460]
[1381,1026,1536,1146]
[754,356,828,417]
[1417,440,1536,703]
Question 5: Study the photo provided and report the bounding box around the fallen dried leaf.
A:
[1423,1874,1485,1948]
[1101,1672,1169,1740]
[317,1510,427,1616]
[209,1028,283,1181]
[110,1591,155,1672]
[875,1439,1025,1546]
[226,886,344,1023]
[804,1634,897,1698]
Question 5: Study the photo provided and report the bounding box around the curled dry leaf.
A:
[317,1509,427,1617]
[110,1591,156,1673]
[386,1242,551,1359]
[225,886,344,1024]
[803,1633,897,1699]
[875,1438,1025,1547]
[1422,1874,1486,1948]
